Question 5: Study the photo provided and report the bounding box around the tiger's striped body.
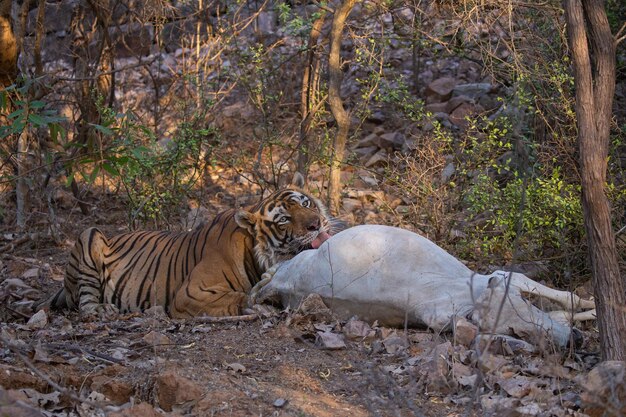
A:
[41,177,333,318]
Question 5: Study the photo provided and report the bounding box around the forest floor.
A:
[0,174,610,417]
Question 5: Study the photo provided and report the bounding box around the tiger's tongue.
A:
[311,231,331,249]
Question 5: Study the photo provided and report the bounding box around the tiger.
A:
[34,173,334,318]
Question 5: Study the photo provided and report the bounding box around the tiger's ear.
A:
[290,172,305,188]
[235,210,257,232]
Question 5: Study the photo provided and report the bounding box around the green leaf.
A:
[91,124,114,136]
[88,166,100,184]
[65,172,75,187]
[29,100,46,109]
[28,113,47,127]
[102,162,120,177]
[8,108,24,120]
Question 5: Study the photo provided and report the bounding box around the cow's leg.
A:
[493,271,595,311]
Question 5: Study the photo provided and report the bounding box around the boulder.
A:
[156,369,204,412]
[425,77,456,103]
[581,361,626,417]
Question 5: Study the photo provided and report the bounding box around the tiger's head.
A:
[235,173,334,270]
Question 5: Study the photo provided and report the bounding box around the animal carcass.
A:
[253,225,596,347]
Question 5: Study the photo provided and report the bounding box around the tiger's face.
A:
[235,186,333,270]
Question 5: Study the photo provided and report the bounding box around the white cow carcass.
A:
[253,225,596,348]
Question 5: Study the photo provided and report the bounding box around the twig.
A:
[615,21,626,46]
[45,343,124,364]
[0,233,37,254]
[0,335,107,409]
[188,314,258,324]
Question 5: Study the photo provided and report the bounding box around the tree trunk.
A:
[297,10,327,178]
[564,0,626,360]
[327,0,356,215]
[0,0,17,89]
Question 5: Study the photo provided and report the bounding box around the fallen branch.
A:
[189,314,258,324]
[0,233,37,254]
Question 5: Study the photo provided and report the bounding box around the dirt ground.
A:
[1,265,472,417]
[0,173,609,417]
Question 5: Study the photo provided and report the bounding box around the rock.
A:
[109,23,154,58]
[441,162,456,183]
[498,376,533,399]
[90,376,134,405]
[452,83,494,99]
[453,316,478,347]
[144,305,168,318]
[353,146,378,162]
[0,387,46,417]
[474,334,536,356]
[382,335,408,354]
[142,331,171,346]
[354,133,380,148]
[449,102,485,128]
[156,370,204,412]
[457,374,477,387]
[378,132,406,151]
[343,318,376,340]
[425,77,456,103]
[273,398,287,408]
[366,110,386,124]
[107,403,162,417]
[315,331,346,350]
[446,95,472,113]
[480,395,519,416]
[515,402,542,416]
[256,11,277,34]
[22,268,40,279]
[424,342,454,393]
[226,362,246,373]
[364,150,388,168]
[297,293,333,321]
[357,171,378,187]
[27,310,48,330]
[341,198,361,213]
[425,102,449,113]
[580,361,626,417]
[478,353,508,374]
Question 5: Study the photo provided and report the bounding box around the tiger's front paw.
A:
[248,263,282,306]
[80,303,120,320]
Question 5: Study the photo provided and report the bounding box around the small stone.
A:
[449,103,485,128]
[378,132,406,151]
[453,317,478,347]
[441,162,456,183]
[297,293,333,321]
[580,360,626,417]
[316,331,346,350]
[343,318,376,340]
[382,335,408,354]
[142,331,171,346]
[22,268,40,279]
[226,362,246,373]
[364,150,388,168]
[425,101,449,113]
[156,370,203,412]
[107,403,161,417]
[425,77,457,103]
[27,310,48,330]
[273,398,287,408]
[341,198,361,213]
[498,376,533,399]
[353,133,379,148]
[452,83,494,99]
[90,376,134,405]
